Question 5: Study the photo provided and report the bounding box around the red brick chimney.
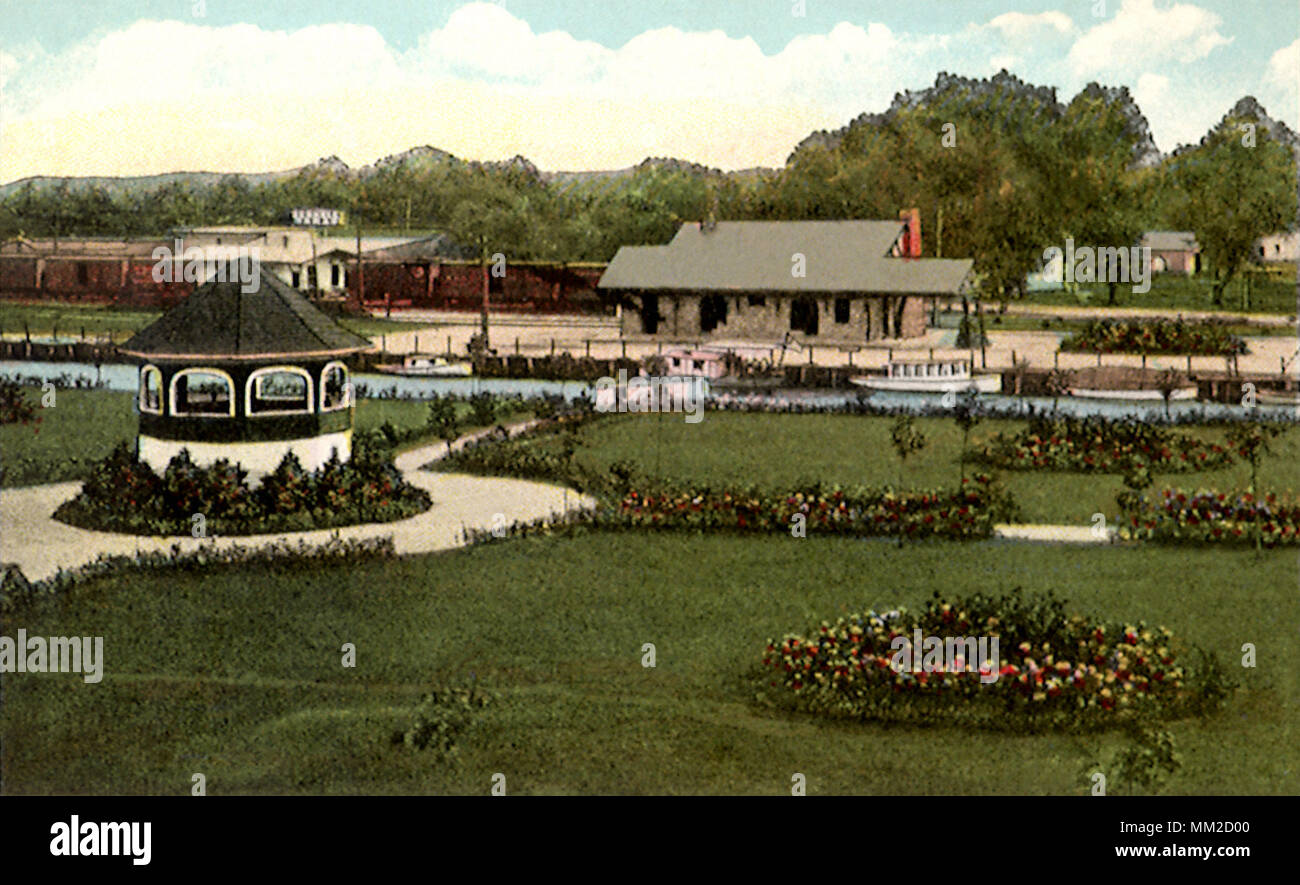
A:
[899,208,921,258]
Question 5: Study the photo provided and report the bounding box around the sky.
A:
[0,0,1296,182]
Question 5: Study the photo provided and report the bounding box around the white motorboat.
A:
[1257,389,1300,406]
[377,355,473,377]
[1068,386,1198,402]
[851,357,1002,394]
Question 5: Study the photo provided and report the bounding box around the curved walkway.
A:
[0,422,597,584]
[1,418,1120,583]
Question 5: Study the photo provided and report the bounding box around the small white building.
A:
[1254,231,1300,263]
[175,226,427,296]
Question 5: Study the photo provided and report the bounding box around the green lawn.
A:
[2,534,1293,795]
[1013,270,1297,316]
[552,412,1300,525]
[0,388,518,487]
[0,300,431,342]
[8,397,1298,524]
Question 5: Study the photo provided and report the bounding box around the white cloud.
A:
[0,1,1289,181]
[986,11,1076,41]
[1067,0,1230,76]
[1263,37,1299,115]
[1134,72,1171,105]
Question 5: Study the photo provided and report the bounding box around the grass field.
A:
[546,412,1300,525]
[0,388,518,487]
[0,300,429,342]
[7,395,1298,522]
[1012,270,1298,316]
[1,534,1293,795]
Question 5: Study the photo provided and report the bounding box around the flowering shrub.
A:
[0,379,37,426]
[612,476,1013,540]
[54,442,430,536]
[1120,488,1300,546]
[1061,318,1245,356]
[463,475,1016,545]
[974,415,1236,473]
[1,535,395,614]
[759,589,1227,731]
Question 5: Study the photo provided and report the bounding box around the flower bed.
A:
[1121,488,1300,546]
[612,476,1013,540]
[973,415,1236,473]
[463,475,1017,544]
[1060,318,1246,356]
[53,441,431,536]
[759,589,1228,731]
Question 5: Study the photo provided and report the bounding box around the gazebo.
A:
[119,269,372,477]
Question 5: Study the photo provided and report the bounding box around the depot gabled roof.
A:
[598,220,972,295]
[119,269,372,361]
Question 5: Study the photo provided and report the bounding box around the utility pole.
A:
[355,223,364,306]
[480,236,490,349]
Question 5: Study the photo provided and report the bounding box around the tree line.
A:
[1,75,1294,307]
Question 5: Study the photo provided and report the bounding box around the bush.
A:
[973,414,1236,473]
[1061,318,1246,356]
[2,535,395,614]
[0,379,37,426]
[54,446,431,536]
[392,680,496,762]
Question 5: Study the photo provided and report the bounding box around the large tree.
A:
[1168,104,1297,306]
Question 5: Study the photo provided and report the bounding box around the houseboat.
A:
[851,356,1002,393]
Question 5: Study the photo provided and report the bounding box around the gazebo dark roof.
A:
[120,269,372,360]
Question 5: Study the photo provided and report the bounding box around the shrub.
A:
[973,414,1236,473]
[392,680,496,762]
[54,447,430,536]
[468,392,499,427]
[1061,318,1246,356]
[0,379,37,426]
[2,535,395,614]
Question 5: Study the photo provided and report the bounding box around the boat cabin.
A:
[885,359,973,379]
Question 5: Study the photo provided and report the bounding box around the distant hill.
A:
[0,167,302,198]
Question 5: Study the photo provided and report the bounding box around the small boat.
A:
[851,357,1002,394]
[1258,389,1300,406]
[1068,386,1198,402]
[376,355,473,377]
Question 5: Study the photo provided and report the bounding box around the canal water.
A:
[2,360,1294,421]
